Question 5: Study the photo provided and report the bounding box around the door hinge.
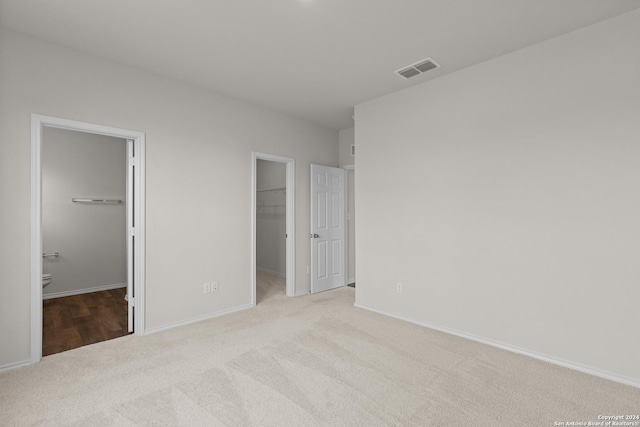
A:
[129,227,136,237]
[124,294,135,307]
[128,156,137,167]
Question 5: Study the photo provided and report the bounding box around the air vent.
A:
[395,57,440,80]
[397,67,421,79]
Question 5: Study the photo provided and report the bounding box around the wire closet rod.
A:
[256,187,286,193]
[72,198,122,204]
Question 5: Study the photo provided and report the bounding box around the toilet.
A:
[42,273,52,289]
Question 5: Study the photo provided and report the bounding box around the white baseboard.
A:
[295,289,311,297]
[144,303,254,335]
[347,277,356,285]
[354,303,640,390]
[256,267,286,277]
[43,282,127,300]
[0,359,31,373]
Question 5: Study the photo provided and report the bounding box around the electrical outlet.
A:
[204,282,211,294]
[396,282,403,293]
[211,281,219,293]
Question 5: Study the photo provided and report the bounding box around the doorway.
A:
[345,166,355,287]
[41,127,127,355]
[251,153,295,305]
[30,115,146,363]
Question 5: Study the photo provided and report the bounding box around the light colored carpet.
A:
[1,271,638,426]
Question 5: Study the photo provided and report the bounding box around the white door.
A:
[311,164,346,293]
[126,139,135,332]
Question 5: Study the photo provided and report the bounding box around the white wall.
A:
[0,28,338,368]
[355,10,640,384]
[256,160,286,276]
[338,127,355,168]
[42,127,127,297]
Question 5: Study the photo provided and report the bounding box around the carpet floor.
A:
[1,271,638,426]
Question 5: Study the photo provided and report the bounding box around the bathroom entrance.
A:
[31,115,146,363]
[41,127,128,355]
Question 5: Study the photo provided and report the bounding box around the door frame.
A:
[30,114,146,363]
[251,152,295,303]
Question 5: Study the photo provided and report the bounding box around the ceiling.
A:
[1,1,639,130]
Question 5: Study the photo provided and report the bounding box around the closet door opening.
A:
[251,153,295,305]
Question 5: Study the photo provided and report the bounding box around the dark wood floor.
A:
[42,287,129,356]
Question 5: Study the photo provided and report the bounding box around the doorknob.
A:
[310,233,319,238]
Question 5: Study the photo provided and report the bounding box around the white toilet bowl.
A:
[42,273,52,289]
